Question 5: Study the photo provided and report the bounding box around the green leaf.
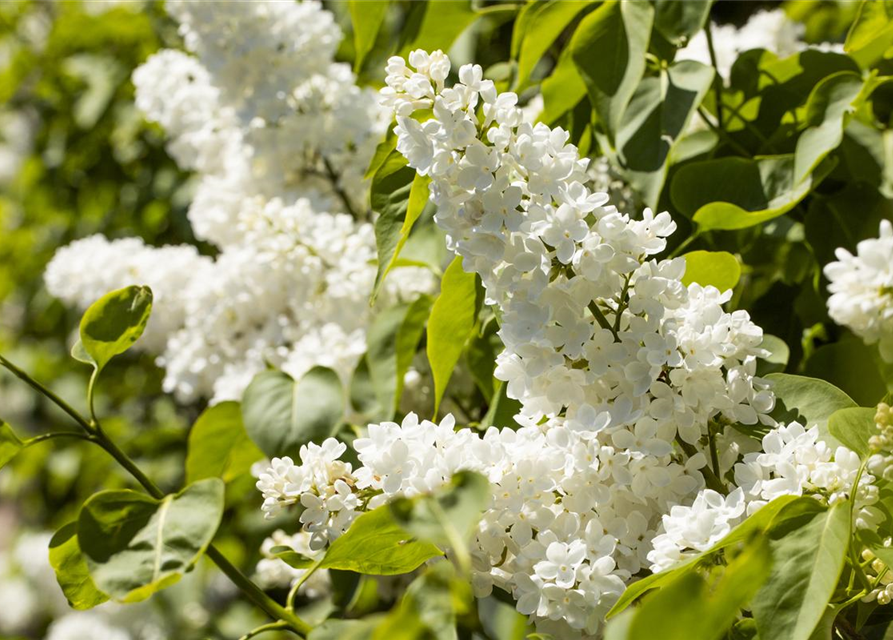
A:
[767,373,857,447]
[845,0,893,68]
[757,335,790,376]
[390,471,490,549]
[480,381,522,430]
[609,538,772,640]
[570,0,653,141]
[828,407,877,459]
[350,1,390,72]
[269,545,316,570]
[681,251,741,292]
[0,421,23,470]
[242,367,344,458]
[310,618,381,640]
[370,151,416,303]
[320,505,442,575]
[514,0,594,91]
[48,522,109,610]
[653,0,711,45]
[185,402,264,484]
[672,155,836,231]
[608,495,822,618]
[540,47,588,124]
[427,256,480,417]
[752,503,851,640]
[616,60,714,209]
[79,285,153,372]
[794,72,890,184]
[367,295,433,420]
[397,0,479,57]
[78,478,225,602]
[803,338,887,408]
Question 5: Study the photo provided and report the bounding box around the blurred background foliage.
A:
[0,0,885,638]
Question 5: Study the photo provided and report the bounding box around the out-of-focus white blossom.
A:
[825,220,893,361]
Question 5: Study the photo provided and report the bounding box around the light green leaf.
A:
[539,47,588,124]
[79,285,153,372]
[320,505,442,575]
[767,373,857,447]
[427,256,480,417]
[681,251,741,292]
[390,471,490,549]
[48,522,109,610]
[609,538,772,640]
[0,421,23,470]
[242,367,344,458]
[570,0,653,141]
[78,478,225,602]
[653,0,711,45]
[752,503,851,640]
[398,1,479,57]
[514,0,593,91]
[310,618,381,640]
[370,151,417,303]
[845,0,893,68]
[350,1,390,72]
[757,335,790,376]
[672,155,835,231]
[828,407,877,459]
[185,402,264,484]
[616,60,714,209]
[794,71,890,183]
[608,496,821,618]
[269,545,316,570]
[377,173,432,304]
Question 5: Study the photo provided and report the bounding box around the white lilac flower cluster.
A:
[45,1,432,403]
[678,9,843,79]
[649,422,880,572]
[253,49,783,636]
[824,220,893,363]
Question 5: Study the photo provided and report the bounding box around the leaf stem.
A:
[238,621,291,640]
[708,423,722,481]
[675,435,726,494]
[588,301,619,342]
[704,20,724,130]
[23,431,95,446]
[285,561,322,612]
[0,353,95,434]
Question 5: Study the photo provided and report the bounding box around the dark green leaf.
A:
[48,522,109,610]
[672,155,836,231]
[79,285,153,372]
[803,338,887,408]
[570,0,653,141]
[681,251,741,292]
[78,478,225,602]
[653,0,711,45]
[616,60,714,208]
[752,503,851,640]
[427,256,480,416]
[242,367,344,458]
[398,1,478,57]
[320,505,442,575]
[185,401,264,483]
[370,151,417,303]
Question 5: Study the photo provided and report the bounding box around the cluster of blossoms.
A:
[678,8,843,78]
[44,0,432,403]
[824,220,893,363]
[650,422,880,572]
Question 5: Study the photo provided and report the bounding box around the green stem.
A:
[286,561,322,612]
[704,20,725,130]
[612,276,631,335]
[588,301,619,342]
[0,354,95,434]
[23,431,95,446]
[697,106,752,158]
[668,232,700,259]
[675,435,726,494]
[239,621,291,640]
[708,423,722,481]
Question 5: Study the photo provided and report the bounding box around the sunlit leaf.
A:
[185,402,264,484]
[79,285,153,372]
[48,522,109,610]
[681,251,741,292]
